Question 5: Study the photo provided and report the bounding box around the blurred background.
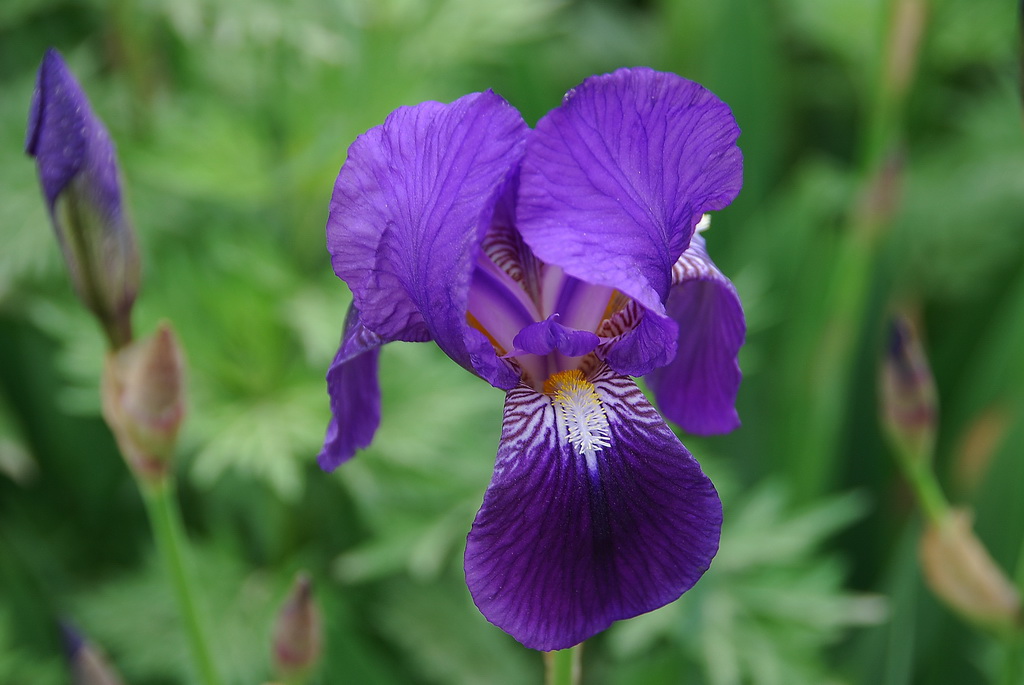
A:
[1,0,1022,682]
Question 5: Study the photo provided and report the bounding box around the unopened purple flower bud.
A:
[272,572,323,681]
[102,322,186,481]
[26,48,140,349]
[60,621,126,685]
[880,312,938,463]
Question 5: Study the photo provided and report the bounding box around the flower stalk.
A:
[880,311,1023,681]
[141,478,223,685]
[544,645,581,685]
[28,49,221,685]
[784,0,928,501]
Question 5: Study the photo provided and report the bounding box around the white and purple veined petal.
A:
[465,365,722,651]
[646,231,745,435]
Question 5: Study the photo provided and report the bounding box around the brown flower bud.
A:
[880,312,938,464]
[272,572,323,681]
[60,621,126,685]
[102,322,186,482]
[919,508,1021,632]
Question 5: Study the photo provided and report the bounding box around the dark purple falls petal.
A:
[318,305,384,471]
[646,234,745,435]
[465,366,722,651]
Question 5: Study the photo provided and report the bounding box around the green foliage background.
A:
[1,0,1022,683]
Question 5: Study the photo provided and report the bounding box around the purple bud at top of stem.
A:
[272,572,323,681]
[880,311,938,464]
[102,322,186,482]
[59,620,126,685]
[26,48,140,349]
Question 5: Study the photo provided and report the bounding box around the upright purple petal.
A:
[465,365,722,651]
[516,67,742,375]
[318,305,384,471]
[646,234,745,434]
[518,67,741,307]
[327,91,527,389]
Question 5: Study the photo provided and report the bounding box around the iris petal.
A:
[465,365,722,651]
[510,314,600,358]
[517,67,742,375]
[327,91,527,389]
[518,67,742,304]
[27,49,123,215]
[646,234,745,434]
[318,305,383,471]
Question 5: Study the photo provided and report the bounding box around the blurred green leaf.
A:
[606,481,884,685]
[373,576,541,685]
[0,390,35,484]
[74,544,284,685]
[0,608,63,685]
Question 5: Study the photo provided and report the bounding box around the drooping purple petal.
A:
[603,310,680,377]
[646,234,745,435]
[465,365,722,651]
[318,305,384,471]
[327,91,527,389]
[516,67,742,376]
[510,314,600,358]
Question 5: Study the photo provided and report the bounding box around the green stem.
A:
[897,447,949,526]
[141,479,223,685]
[544,645,582,685]
[784,0,928,502]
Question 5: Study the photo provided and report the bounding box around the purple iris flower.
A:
[320,67,744,651]
[26,48,139,348]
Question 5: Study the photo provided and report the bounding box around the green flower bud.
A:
[919,508,1021,632]
[272,572,323,682]
[102,322,186,482]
